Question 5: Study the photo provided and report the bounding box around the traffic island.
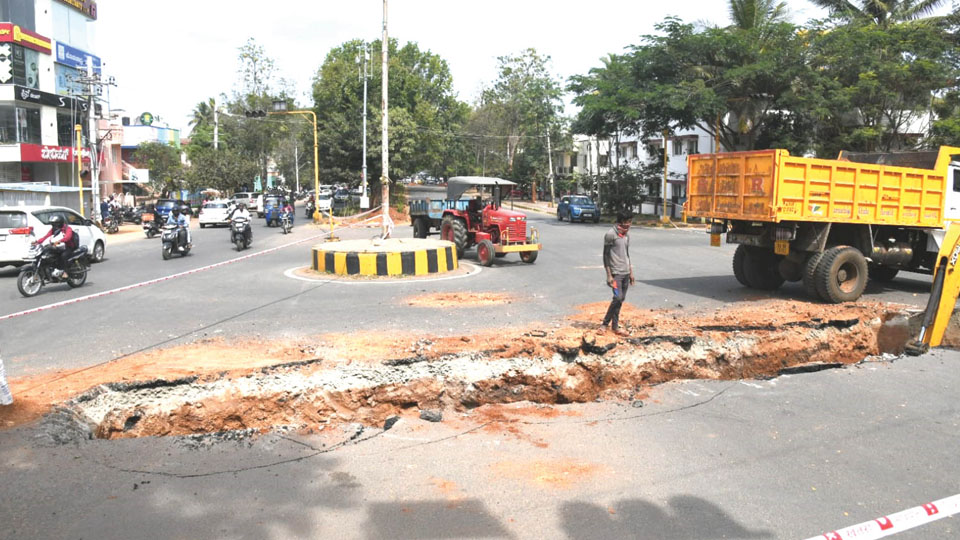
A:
[311,238,457,277]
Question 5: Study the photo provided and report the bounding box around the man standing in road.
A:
[602,211,635,335]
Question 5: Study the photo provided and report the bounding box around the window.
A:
[32,211,56,225]
[16,107,41,144]
[52,3,97,51]
[0,0,36,31]
[687,138,699,155]
[63,211,85,226]
[58,112,83,147]
[954,169,960,193]
[568,152,578,169]
[0,106,17,144]
[0,211,27,229]
[673,140,683,155]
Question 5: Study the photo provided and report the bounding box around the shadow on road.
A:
[638,275,783,303]
[365,500,513,539]
[560,496,774,540]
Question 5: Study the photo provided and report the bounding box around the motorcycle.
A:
[161,224,191,260]
[280,211,293,234]
[143,213,162,238]
[230,216,252,251]
[102,213,120,234]
[17,244,89,298]
[122,206,143,224]
[305,199,315,219]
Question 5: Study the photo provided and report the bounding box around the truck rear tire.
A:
[732,245,751,287]
[441,215,466,258]
[815,246,868,303]
[413,218,428,239]
[868,265,899,282]
[743,249,785,290]
[803,252,825,300]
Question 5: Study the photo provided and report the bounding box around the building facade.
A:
[0,0,99,210]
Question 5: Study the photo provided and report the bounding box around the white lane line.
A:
[0,231,332,322]
[283,262,482,285]
[805,493,960,540]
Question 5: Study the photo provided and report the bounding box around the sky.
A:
[95,0,837,134]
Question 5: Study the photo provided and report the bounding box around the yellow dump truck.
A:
[686,146,960,302]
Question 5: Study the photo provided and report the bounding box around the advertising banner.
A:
[55,41,101,73]
[15,85,93,113]
[55,0,98,20]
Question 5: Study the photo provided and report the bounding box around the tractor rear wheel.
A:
[440,216,466,258]
[477,240,495,266]
[815,246,868,303]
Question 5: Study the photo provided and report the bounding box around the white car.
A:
[0,205,107,268]
[317,193,332,211]
[198,200,232,228]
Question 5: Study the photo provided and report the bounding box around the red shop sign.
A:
[20,143,91,163]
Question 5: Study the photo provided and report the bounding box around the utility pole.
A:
[213,98,219,150]
[545,128,555,207]
[661,129,670,223]
[380,0,390,238]
[294,143,300,194]
[85,58,100,220]
[360,44,370,208]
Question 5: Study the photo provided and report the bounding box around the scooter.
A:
[231,216,252,251]
[161,224,191,260]
[102,213,119,234]
[17,243,89,297]
[280,211,293,234]
[143,213,162,238]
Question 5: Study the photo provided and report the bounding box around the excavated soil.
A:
[404,292,517,308]
[1,299,927,441]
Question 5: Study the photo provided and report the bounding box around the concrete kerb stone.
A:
[311,238,458,277]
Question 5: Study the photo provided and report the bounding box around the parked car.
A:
[317,193,332,212]
[557,195,600,223]
[153,198,180,220]
[0,205,107,268]
[232,192,259,214]
[255,194,264,217]
[198,200,232,228]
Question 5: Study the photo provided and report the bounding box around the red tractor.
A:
[408,176,541,266]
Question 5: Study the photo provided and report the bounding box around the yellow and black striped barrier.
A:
[311,239,458,277]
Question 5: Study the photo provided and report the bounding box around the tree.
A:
[728,0,788,30]
[311,39,469,188]
[133,142,185,197]
[185,147,259,193]
[808,0,949,26]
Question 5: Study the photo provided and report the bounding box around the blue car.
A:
[557,195,600,223]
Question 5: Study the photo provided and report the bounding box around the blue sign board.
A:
[55,41,101,73]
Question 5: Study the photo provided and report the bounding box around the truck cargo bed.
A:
[687,149,950,228]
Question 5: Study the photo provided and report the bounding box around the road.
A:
[0,199,933,377]
[1,199,956,539]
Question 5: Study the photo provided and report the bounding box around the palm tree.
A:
[728,0,789,30]
[189,98,216,128]
[808,0,948,26]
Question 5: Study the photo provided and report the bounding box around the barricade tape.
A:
[804,493,960,540]
[0,216,388,322]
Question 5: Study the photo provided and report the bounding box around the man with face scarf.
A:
[602,211,635,335]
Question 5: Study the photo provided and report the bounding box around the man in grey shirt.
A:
[602,211,635,334]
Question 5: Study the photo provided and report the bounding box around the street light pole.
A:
[361,45,369,207]
[381,0,391,238]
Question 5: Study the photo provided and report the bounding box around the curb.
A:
[311,242,459,277]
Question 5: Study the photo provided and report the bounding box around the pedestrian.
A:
[602,211,635,335]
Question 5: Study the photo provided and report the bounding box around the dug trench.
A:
[9,299,948,443]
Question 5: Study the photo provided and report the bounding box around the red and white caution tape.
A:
[805,493,960,540]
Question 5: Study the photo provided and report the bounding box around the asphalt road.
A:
[0,199,934,377]
[2,198,957,539]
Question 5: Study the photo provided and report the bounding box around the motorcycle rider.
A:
[227,203,253,244]
[32,215,77,278]
[166,204,190,251]
[281,199,294,226]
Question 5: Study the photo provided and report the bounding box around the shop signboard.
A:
[55,0,98,20]
[15,85,93,113]
[55,41,101,73]
[0,23,52,55]
[20,143,91,163]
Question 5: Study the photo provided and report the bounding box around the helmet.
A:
[49,215,64,230]
[171,205,180,215]
[180,205,190,215]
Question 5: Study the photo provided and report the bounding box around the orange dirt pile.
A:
[2,299,901,432]
[403,292,516,308]
[490,459,607,489]
[0,337,310,429]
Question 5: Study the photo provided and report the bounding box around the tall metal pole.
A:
[545,129,555,207]
[661,129,670,223]
[294,143,300,194]
[75,124,84,217]
[86,57,100,219]
[361,46,369,205]
[380,0,390,238]
[213,98,219,151]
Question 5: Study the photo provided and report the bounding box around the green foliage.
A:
[185,147,259,193]
[930,90,960,145]
[311,39,469,187]
[808,0,949,26]
[133,142,185,197]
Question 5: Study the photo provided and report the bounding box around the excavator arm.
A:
[906,222,960,355]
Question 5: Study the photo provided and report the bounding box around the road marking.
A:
[0,231,333,322]
[739,381,764,389]
[283,262,482,285]
[805,493,960,540]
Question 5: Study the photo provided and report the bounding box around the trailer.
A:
[686,147,960,302]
